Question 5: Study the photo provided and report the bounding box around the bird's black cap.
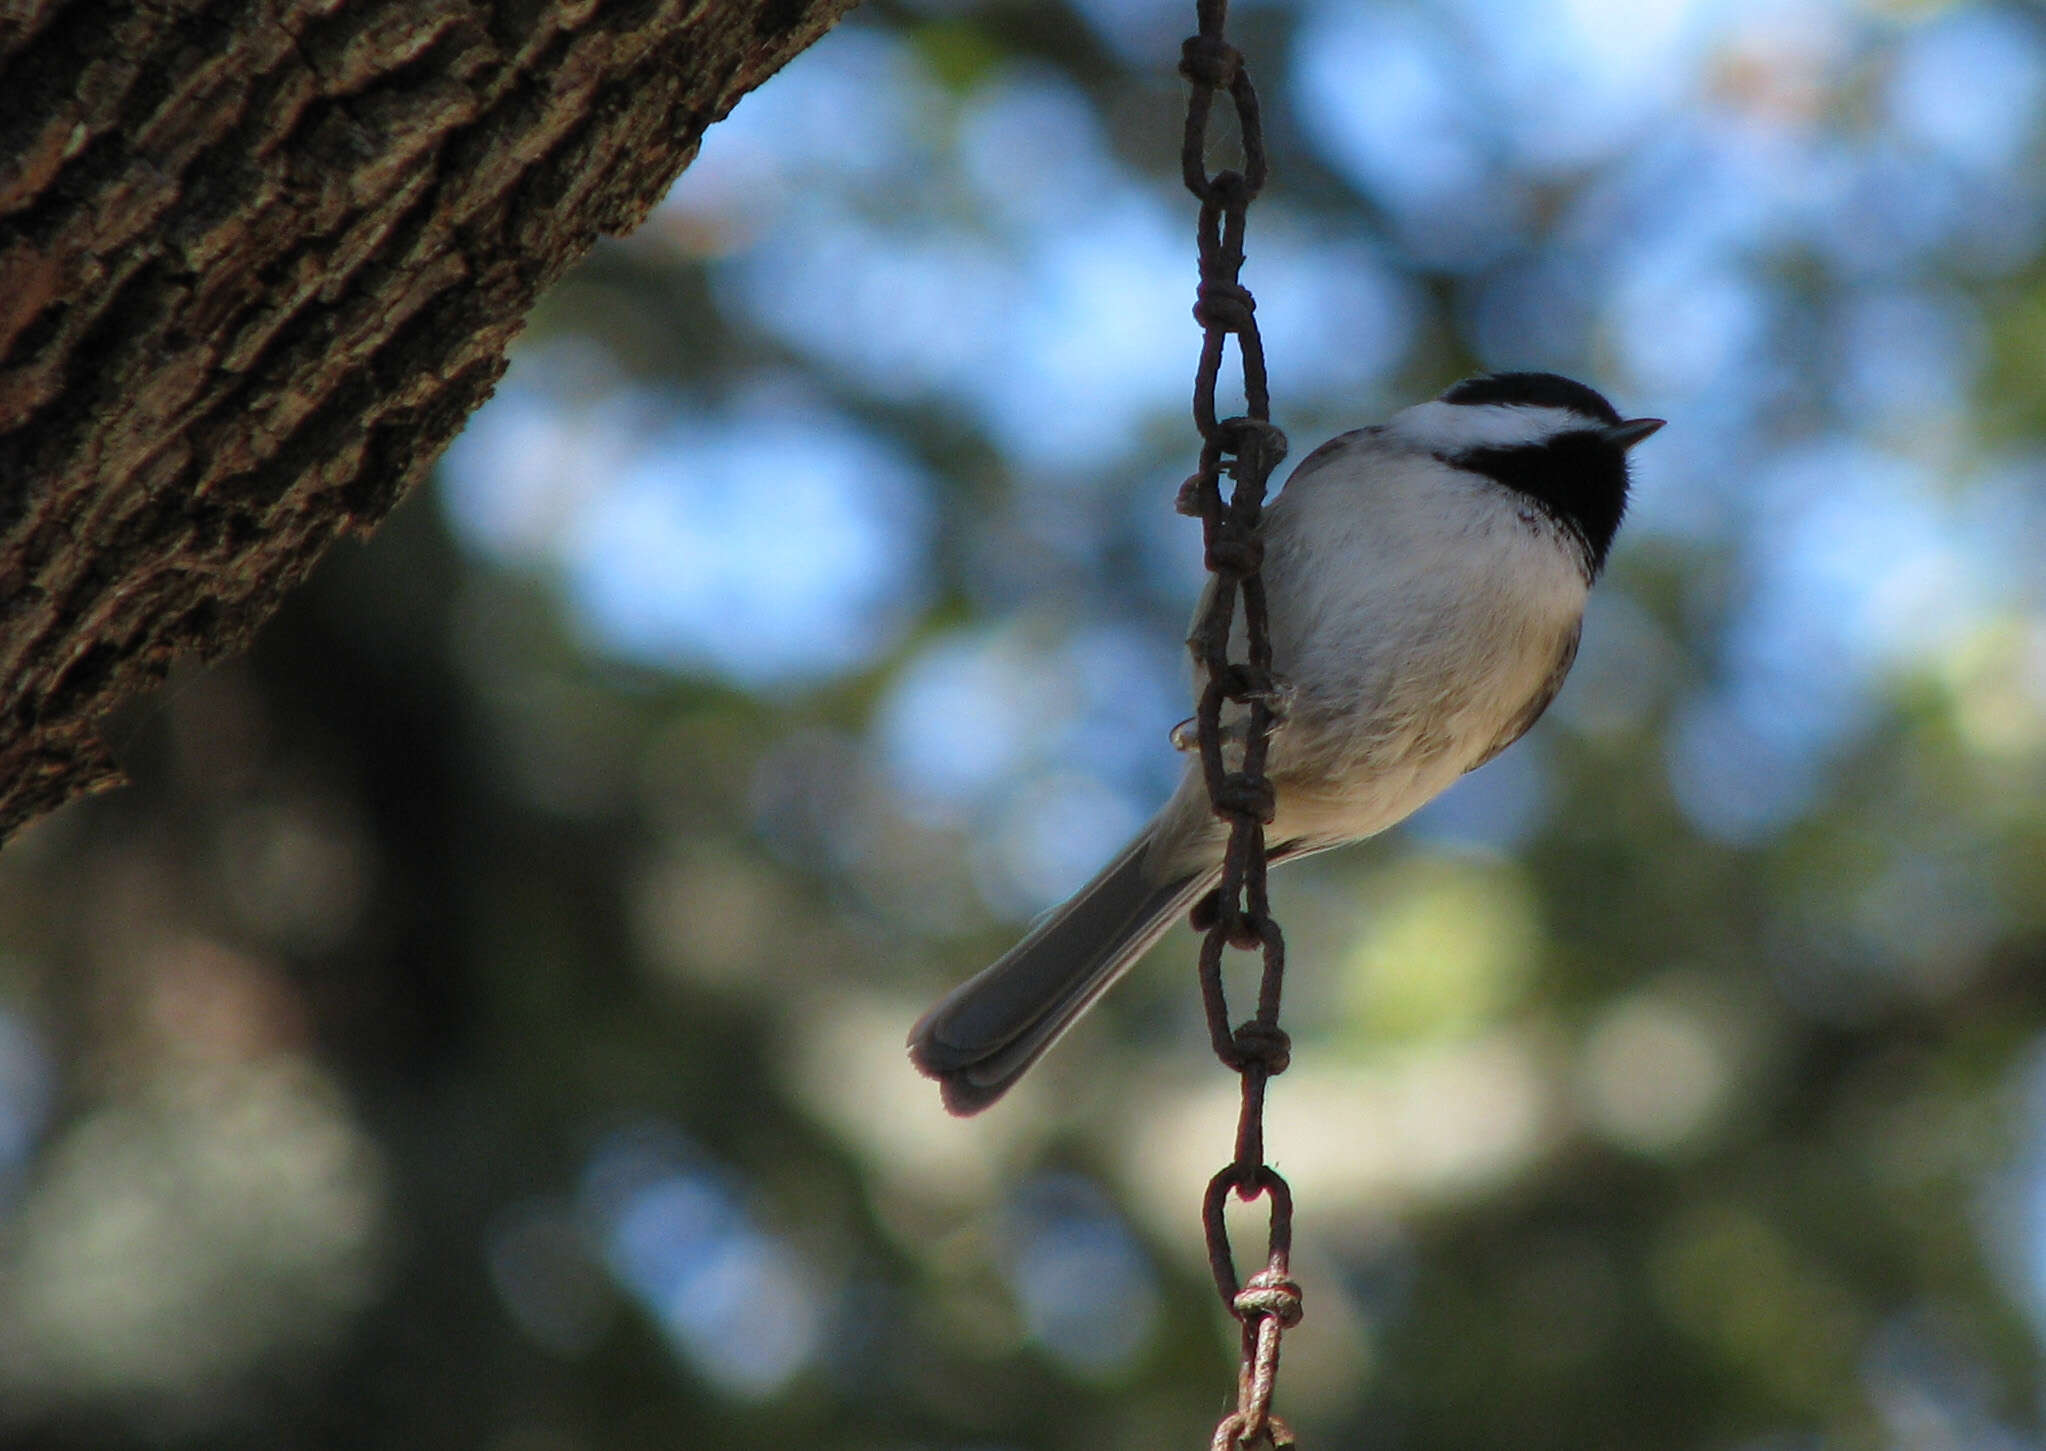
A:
[1441,372,1623,426]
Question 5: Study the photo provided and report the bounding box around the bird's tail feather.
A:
[908,831,1213,1115]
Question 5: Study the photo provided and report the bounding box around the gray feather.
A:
[908,832,1214,1115]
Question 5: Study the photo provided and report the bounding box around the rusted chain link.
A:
[1173,2,1300,1447]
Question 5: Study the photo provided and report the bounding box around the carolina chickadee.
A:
[909,373,1663,1115]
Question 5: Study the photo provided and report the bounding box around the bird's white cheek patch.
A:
[1390,401,1589,453]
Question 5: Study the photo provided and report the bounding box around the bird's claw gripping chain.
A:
[1169,677,1294,757]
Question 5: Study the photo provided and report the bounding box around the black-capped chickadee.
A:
[910,373,1663,1115]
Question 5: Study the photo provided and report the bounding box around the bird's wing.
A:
[1464,621,1582,774]
[1186,430,1373,679]
[1282,427,1376,481]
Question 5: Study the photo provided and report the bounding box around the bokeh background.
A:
[6,0,2046,1445]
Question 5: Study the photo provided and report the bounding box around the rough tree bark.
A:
[0,0,858,842]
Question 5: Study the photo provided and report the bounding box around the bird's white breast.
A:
[1246,438,1590,846]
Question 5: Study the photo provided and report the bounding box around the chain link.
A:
[1175,2,1300,1446]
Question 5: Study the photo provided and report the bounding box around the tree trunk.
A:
[0,0,857,842]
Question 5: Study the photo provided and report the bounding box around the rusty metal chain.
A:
[1173,2,1300,1447]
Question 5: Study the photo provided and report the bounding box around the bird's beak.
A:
[1604,418,1665,451]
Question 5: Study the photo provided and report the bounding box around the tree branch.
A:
[0,0,857,841]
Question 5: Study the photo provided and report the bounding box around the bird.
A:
[909,372,1663,1115]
